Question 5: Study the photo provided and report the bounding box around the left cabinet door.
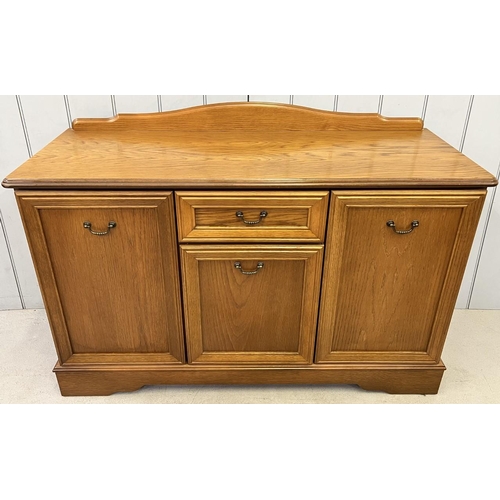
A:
[16,191,185,364]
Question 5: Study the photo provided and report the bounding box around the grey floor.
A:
[1,308,499,403]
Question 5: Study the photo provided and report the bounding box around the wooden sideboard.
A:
[2,103,497,396]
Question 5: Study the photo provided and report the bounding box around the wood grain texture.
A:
[53,361,446,396]
[315,190,486,363]
[16,191,185,364]
[71,102,423,132]
[3,128,496,190]
[3,102,494,397]
[175,191,329,242]
[180,245,324,364]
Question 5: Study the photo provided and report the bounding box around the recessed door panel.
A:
[316,190,485,363]
[180,245,324,364]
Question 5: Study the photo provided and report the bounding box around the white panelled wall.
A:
[0,95,499,310]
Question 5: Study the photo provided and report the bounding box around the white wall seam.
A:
[15,96,32,158]
[2,96,499,310]
[459,96,475,153]
[454,95,475,308]
[110,96,117,116]
[0,209,25,308]
[466,159,500,308]
[63,96,72,128]
[378,96,384,114]
[421,96,429,121]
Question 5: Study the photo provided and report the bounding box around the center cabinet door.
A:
[180,245,324,364]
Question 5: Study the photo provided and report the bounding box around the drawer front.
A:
[180,245,324,364]
[315,190,486,364]
[176,191,329,242]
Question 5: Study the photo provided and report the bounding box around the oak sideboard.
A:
[2,102,497,396]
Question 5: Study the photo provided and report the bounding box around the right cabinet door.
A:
[315,190,486,364]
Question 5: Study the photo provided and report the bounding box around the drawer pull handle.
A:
[234,261,264,275]
[386,220,419,234]
[83,221,117,236]
[235,210,268,225]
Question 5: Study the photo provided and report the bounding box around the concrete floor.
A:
[0,308,499,403]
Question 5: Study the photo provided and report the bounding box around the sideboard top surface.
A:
[3,103,497,189]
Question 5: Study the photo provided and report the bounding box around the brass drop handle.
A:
[386,220,419,234]
[234,262,264,275]
[235,210,268,225]
[83,221,117,236]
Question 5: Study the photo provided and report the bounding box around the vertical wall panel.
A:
[424,95,471,149]
[68,95,113,119]
[2,95,500,311]
[381,96,425,117]
[0,216,22,310]
[458,96,500,309]
[292,96,334,110]
[461,96,500,173]
[424,97,477,307]
[336,95,380,112]
[206,96,246,104]
[470,189,500,309]
[20,95,69,154]
[456,194,495,309]
[250,95,291,103]
[114,95,158,113]
[161,95,204,110]
[0,96,43,309]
